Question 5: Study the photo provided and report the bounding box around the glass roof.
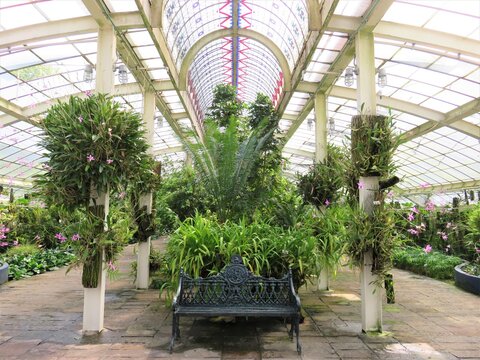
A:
[0,0,478,202]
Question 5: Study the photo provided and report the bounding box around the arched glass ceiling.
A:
[163,0,308,115]
[188,37,283,120]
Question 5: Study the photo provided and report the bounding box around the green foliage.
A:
[35,93,151,287]
[1,248,75,281]
[159,213,321,300]
[64,205,136,287]
[262,177,307,229]
[350,114,399,177]
[5,244,40,257]
[36,93,150,209]
[185,116,274,222]
[206,84,244,128]
[297,144,346,208]
[393,246,464,280]
[313,205,349,275]
[346,203,401,280]
[156,167,211,223]
[465,203,480,268]
[184,85,283,222]
[9,203,77,249]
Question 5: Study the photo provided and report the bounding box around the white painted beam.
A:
[375,22,480,59]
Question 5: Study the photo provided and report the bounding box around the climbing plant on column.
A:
[346,113,401,280]
[36,93,151,287]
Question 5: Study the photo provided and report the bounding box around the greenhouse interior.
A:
[0,0,479,359]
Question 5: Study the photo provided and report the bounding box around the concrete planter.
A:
[454,263,480,296]
[0,262,8,285]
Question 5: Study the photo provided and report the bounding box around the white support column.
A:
[314,92,328,163]
[359,177,382,332]
[356,30,383,333]
[314,92,329,291]
[136,90,155,289]
[83,25,116,333]
[84,187,110,333]
[355,31,377,115]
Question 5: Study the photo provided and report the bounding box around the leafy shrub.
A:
[393,246,464,280]
[297,144,346,208]
[5,244,40,257]
[160,213,321,299]
[1,248,75,280]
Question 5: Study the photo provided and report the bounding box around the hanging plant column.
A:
[37,93,150,332]
[349,113,398,332]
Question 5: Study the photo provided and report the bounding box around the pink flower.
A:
[0,242,8,247]
[107,261,116,271]
[411,206,419,214]
[118,191,126,200]
[407,228,419,236]
[55,233,67,243]
[78,116,84,123]
[407,212,415,221]
[424,244,432,254]
[13,240,18,246]
[420,182,430,189]
[87,154,95,162]
[425,200,435,212]
[84,90,93,97]
[106,159,113,165]
[71,234,80,241]
[446,222,452,229]
[476,248,480,254]
[387,191,394,198]
[324,199,330,206]
[358,181,365,189]
[440,232,448,241]
[42,163,52,171]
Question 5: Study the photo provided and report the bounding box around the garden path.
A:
[0,238,478,360]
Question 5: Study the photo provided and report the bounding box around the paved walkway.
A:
[0,239,479,359]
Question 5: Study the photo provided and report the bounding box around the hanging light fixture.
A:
[377,68,387,88]
[328,117,335,133]
[307,118,314,131]
[117,64,128,84]
[83,64,94,82]
[344,67,355,87]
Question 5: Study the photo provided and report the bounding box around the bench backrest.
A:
[178,255,295,307]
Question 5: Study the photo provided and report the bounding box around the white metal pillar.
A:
[136,90,155,289]
[314,92,329,291]
[356,30,383,333]
[83,25,116,333]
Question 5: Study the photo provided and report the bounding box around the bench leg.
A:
[295,315,302,355]
[288,317,294,340]
[169,313,179,353]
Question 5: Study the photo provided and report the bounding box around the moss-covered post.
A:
[355,30,382,333]
[314,92,329,291]
[83,25,116,333]
[136,90,155,289]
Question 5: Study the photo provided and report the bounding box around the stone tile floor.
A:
[0,238,479,359]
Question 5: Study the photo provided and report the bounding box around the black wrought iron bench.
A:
[169,255,302,354]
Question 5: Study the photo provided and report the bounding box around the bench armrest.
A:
[172,269,184,308]
[288,268,301,310]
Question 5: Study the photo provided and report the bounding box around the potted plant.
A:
[455,204,480,295]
